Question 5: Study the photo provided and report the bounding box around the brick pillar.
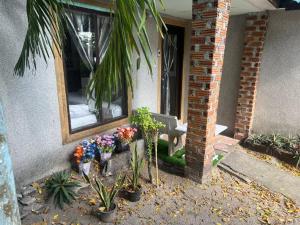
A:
[234,13,269,140]
[185,0,231,183]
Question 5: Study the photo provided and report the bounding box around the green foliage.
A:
[130,107,165,160]
[16,0,165,112]
[130,107,164,134]
[87,0,166,107]
[129,143,144,191]
[212,154,224,167]
[246,133,300,168]
[84,173,125,212]
[157,139,186,168]
[14,0,69,76]
[45,171,80,209]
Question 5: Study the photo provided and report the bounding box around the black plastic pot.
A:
[126,186,142,202]
[95,203,116,223]
[115,141,130,153]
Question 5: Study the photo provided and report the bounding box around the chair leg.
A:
[174,135,184,152]
[168,136,175,156]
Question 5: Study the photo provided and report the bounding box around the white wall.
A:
[252,10,300,135]
[0,0,161,188]
[131,18,160,113]
[0,0,81,188]
[217,15,246,135]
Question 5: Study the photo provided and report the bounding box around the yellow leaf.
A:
[32,182,42,194]
[53,214,59,220]
[88,198,97,206]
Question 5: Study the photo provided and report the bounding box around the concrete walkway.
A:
[220,147,300,205]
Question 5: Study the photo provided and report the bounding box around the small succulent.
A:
[84,173,125,212]
[129,144,144,191]
[45,171,80,209]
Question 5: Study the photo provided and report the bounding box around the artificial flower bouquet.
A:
[73,139,96,175]
[96,135,116,162]
[114,127,137,153]
[116,127,137,144]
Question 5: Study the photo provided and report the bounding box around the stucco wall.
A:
[217,15,246,135]
[131,18,159,113]
[252,10,300,135]
[0,0,162,188]
[0,0,81,188]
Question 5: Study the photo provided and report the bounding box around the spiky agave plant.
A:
[84,173,125,212]
[45,171,80,209]
[129,143,144,191]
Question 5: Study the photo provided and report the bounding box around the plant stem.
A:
[154,133,159,187]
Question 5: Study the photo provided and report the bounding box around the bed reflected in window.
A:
[63,6,128,133]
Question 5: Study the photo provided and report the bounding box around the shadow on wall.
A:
[280,0,300,10]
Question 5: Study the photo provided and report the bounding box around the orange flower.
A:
[73,146,84,164]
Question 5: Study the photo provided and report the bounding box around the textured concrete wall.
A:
[217,15,246,136]
[0,0,83,188]
[252,10,300,135]
[131,18,159,113]
[0,0,161,188]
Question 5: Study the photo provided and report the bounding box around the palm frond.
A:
[88,0,165,108]
[14,0,69,76]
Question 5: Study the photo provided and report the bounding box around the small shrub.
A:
[245,133,300,168]
[45,171,80,209]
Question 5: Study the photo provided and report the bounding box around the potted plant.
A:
[115,127,137,153]
[84,174,125,223]
[130,107,165,184]
[125,144,144,202]
[96,135,115,162]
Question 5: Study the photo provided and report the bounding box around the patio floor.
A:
[21,159,300,225]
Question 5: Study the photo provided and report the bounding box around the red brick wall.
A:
[234,13,269,140]
[186,0,231,183]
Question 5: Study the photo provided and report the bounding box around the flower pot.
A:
[115,141,130,153]
[79,161,91,176]
[95,203,116,223]
[100,152,112,162]
[125,186,142,202]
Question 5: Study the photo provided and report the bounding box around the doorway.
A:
[160,24,185,119]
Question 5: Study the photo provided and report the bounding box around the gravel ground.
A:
[22,164,300,225]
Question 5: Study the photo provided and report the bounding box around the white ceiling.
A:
[159,0,276,19]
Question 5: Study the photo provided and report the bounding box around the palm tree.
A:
[15,0,165,107]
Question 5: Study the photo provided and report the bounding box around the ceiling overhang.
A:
[159,0,277,20]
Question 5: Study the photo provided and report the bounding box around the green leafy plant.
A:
[130,107,164,183]
[246,134,269,146]
[14,0,69,76]
[212,154,224,167]
[16,0,166,112]
[84,174,125,212]
[45,171,80,209]
[129,143,144,191]
[246,133,300,168]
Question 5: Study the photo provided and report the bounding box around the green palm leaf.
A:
[14,0,69,76]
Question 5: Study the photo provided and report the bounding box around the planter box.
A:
[241,142,298,167]
[157,158,185,176]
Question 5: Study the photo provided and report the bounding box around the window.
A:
[62,6,128,134]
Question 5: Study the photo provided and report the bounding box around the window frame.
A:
[55,0,132,144]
